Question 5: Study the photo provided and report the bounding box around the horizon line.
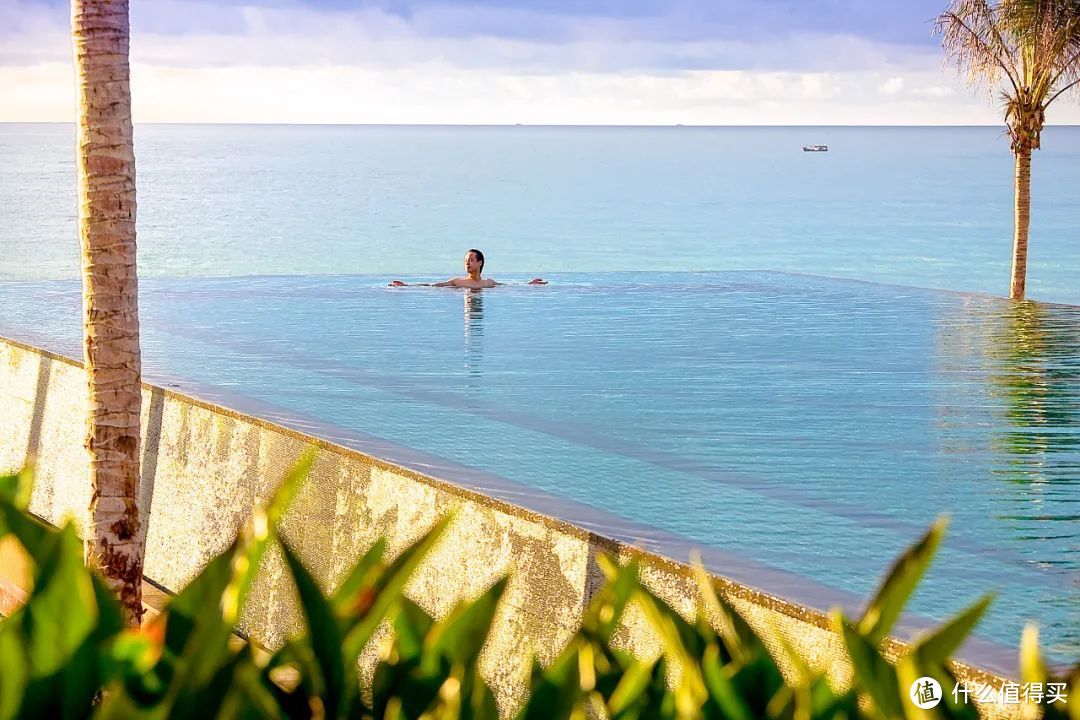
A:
[1,121,1063,128]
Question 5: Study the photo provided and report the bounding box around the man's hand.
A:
[527,278,548,285]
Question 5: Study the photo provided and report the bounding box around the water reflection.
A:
[987,301,1080,481]
[463,290,484,382]
[983,301,1080,658]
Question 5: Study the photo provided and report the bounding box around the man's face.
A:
[464,252,481,274]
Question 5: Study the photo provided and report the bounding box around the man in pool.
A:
[389,249,547,288]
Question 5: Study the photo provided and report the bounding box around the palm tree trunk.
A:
[1010,149,1032,300]
[72,0,144,625]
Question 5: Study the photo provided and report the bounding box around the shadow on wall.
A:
[139,388,166,545]
[23,354,51,469]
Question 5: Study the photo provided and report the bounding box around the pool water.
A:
[1,271,1077,666]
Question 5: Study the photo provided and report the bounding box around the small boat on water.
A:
[803,144,828,152]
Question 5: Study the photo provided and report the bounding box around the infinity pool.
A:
[2,272,1077,667]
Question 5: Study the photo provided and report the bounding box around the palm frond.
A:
[999,0,1080,100]
[1043,1,1080,104]
[936,0,1023,96]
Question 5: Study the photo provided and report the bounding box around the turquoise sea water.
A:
[1,125,1078,668]
[2,123,1080,303]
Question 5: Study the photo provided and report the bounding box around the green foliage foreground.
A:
[0,453,1076,719]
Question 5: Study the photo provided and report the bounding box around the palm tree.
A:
[937,0,1080,299]
[71,0,144,624]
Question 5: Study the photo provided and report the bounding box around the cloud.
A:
[5,61,1044,126]
[4,0,942,74]
[914,85,955,98]
[7,0,1076,124]
[879,77,905,95]
[11,54,1080,125]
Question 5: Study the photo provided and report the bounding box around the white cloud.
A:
[4,0,1079,125]
[914,85,955,98]
[878,77,905,95]
[2,61,1062,125]
[798,73,842,100]
[0,64,75,121]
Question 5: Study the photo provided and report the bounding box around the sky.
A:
[3,0,1080,125]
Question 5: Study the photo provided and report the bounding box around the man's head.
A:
[465,248,485,275]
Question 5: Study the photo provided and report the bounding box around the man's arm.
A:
[389,278,459,287]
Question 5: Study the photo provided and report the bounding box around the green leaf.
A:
[0,624,29,720]
[163,542,236,656]
[859,517,947,644]
[56,631,121,718]
[835,610,904,718]
[167,641,251,720]
[108,646,177,714]
[255,651,315,720]
[2,524,115,720]
[392,599,434,662]
[426,578,507,669]
[0,501,51,568]
[464,682,500,720]
[92,680,170,720]
[341,515,452,665]
[0,472,18,504]
[163,555,238,696]
[726,651,786,715]
[607,658,656,718]
[236,663,292,720]
[330,537,386,615]
[0,468,33,511]
[89,573,127,642]
[912,594,992,666]
[583,555,639,645]
[631,585,707,714]
[139,449,317,712]
[147,451,313,716]
[221,448,315,626]
[806,676,860,720]
[692,557,777,668]
[279,535,347,718]
[700,643,752,720]
[51,575,127,716]
[24,523,97,677]
[515,649,584,720]
[1019,624,1048,687]
[372,655,443,719]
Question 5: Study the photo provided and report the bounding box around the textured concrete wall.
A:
[0,334,1013,716]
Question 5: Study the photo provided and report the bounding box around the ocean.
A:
[2,123,1079,303]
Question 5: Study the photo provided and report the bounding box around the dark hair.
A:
[467,248,485,271]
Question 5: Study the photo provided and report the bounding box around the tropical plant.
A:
[0,457,1076,719]
[936,0,1080,299]
[71,0,145,623]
